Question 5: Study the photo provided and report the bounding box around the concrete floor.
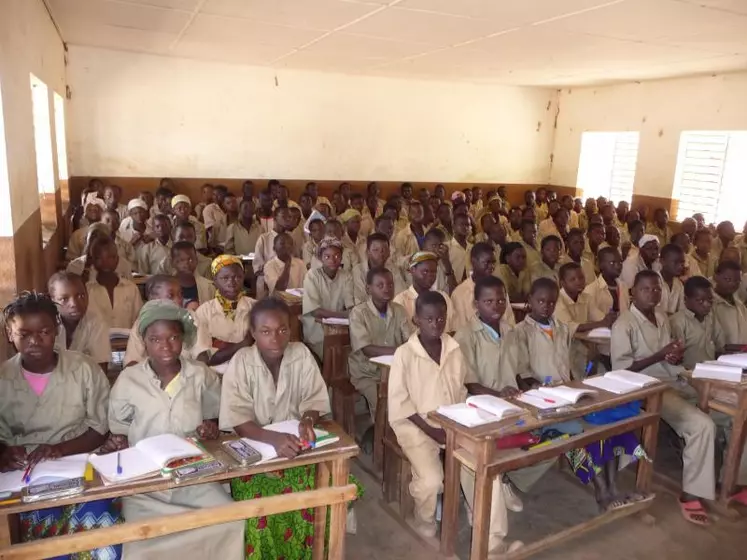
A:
[346,450,747,560]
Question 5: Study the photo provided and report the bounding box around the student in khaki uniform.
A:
[422,228,457,294]
[67,223,134,282]
[610,270,724,525]
[621,234,661,288]
[452,243,499,332]
[203,187,229,246]
[690,229,716,279]
[171,195,207,250]
[671,232,698,280]
[584,247,630,319]
[263,232,306,295]
[711,260,747,346]
[48,271,112,371]
[560,229,596,286]
[302,218,326,269]
[253,207,296,298]
[712,221,737,263]
[658,243,686,315]
[669,276,726,369]
[173,222,213,279]
[0,293,121,556]
[220,298,342,556]
[339,208,366,257]
[584,222,606,268]
[645,208,672,246]
[67,202,103,260]
[388,291,521,555]
[86,237,143,329]
[225,198,262,257]
[348,267,412,420]
[119,198,153,247]
[555,263,616,378]
[446,213,472,283]
[136,214,173,275]
[313,218,359,273]
[496,243,531,303]
[195,256,256,368]
[171,242,215,309]
[102,209,137,274]
[125,275,211,367]
[394,252,454,331]
[530,235,562,285]
[518,219,541,269]
[302,237,355,359]
[352,233,406,305]
[106,300,243,559]
[394,201,427,258]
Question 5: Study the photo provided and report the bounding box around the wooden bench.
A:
[382,427,414,520]
[322,324,358,437]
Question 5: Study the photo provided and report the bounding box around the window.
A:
[53,91,69,208]
[576,132,640,204]
[30,73,57,233]
[0,83,11,237]
[673,131,747,225]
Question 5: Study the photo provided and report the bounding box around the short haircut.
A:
[374,215,392,228]
[588,222,605,233]
[350,193,364,202]
[274,205,290,218]
[170,240,197,256]
[566,228,585,242]
[453,211,470,223]
[145,274,178,299]
[558,261,581,281]
[267,180,280,188]
[541,235,561,250]
[3,291,60,326]
[155,187,173,198]
[520,219,536,230]
[470,242,494,260]
[671,232,689,245]
[47,271,84,293]
[716,260,741,275]
[633,269,661,287]
[424,227,445,243]
[500,242,523,264]
[273,232,292,248]
[684,276,713,298]
[660,243,684,260]
[250,296,290,328]
[383,202,398,215]
[309,218,325,229]
[414,290,447,316]
[174,220,195,233]
[153,213,171,225]
[366,266,392,285]
[89,236,116,258]
[299,192,312,202]
[474,275,505,300]
[627,219,643,233]
[530,277,559,295]
[597,246,619,263]
[694,229,712,242]
[366,232,389,250]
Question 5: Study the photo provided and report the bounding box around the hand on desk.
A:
[196,420,220,440]
[268,432,305,459]
[26,444,62,468]
[100,434,129,453]
[298,418,316,445]
[0,445,27,472]
[498,387,520,398]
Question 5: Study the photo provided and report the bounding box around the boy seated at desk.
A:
[388,290,521,555]
[348,266,412,443]
[352,232,406,305]
[711,260,747,346]
[302,218,326,269]
[530,234,562,284]
[106,300,244,559]
[422,227,457,294]
[173,221,213,278]
[446,213,472,284]
[49,271,112,372]
[253,207,296,298]
[262,232,306,295]
[0,292,121,558]
[171,241,215,309]
[136,214,173,275]
[611,269,731,525]
[393,251,454,331]
[496,242,531,304]
[658,243,686,315]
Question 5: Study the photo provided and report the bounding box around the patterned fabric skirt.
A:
[565,432,650,485]
[231,466,363,560]
[19,498,123,560]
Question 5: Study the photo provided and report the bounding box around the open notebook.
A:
[693,362,744,383]
[586,327,612,339]
[437,396,524,427]
[238,420,340,465]
[583,370,660,394]
[517,386,597,409]
[0,453,89,493]
[322,317,349,326]
[369,355,394,367]
[284,288,304,298]
[89,434,204,484]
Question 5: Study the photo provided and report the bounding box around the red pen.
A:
[21,463,32,484]
[540,397,556,404]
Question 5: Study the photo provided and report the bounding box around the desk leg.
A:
[327,457,350,560]
[637,392,663,494]
[719,393,747,503]
[469,441,492,560]
[0,513,10,548]
[313,460,331,560]
[440,429,459,557]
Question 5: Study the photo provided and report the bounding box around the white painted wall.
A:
[0,0,66,231]
[551,72,747,199]
[67,46,557,184]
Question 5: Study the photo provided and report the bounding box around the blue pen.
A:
[116,452,122,475]
[543,376,552,386]
[585,361,594,377]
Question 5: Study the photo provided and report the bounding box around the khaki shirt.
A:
[264,257,306,294]
[351,259,407,306]
[225,221,262,256]
[66,227,88,261]
[519,240,541,269]
[394,226,422,258]
[253,230,278,274]
[348,300,412,382]
[646,223,671,246]
[195,296,255,347]
[311,247,358,273]
[453,317,515,391]
[388,333,471,448]
[302,239,319,268]
[610,304,682,381]
[0,352,109,448]
[393,285,454,333]
[496,264,531,302]
[87,279,143,329]
[136,239,172,275]
[447,238,471,284]
[583,274,630,320]
[449,276,516,333]
[172,216,207,250]
[503,316,574,383]
[554,289,591,378]
[194,275,216,305]
[196,253,213,279]
[202,203,227,245]
[67,255,132,282]
[559,253,596,286]
[688,250,715,279]
[55,311,112,364]
[302,267,355,347]
[711,292,747,345]
[219,343,330,430]
[124,309,212,365]
[109,358,221,444]
[669,308,725,369]
[620,253,661,288]
[658,274,684,315]
[529,259,560,285]
[118,218,153,245]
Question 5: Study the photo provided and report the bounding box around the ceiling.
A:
[46,0,747,86]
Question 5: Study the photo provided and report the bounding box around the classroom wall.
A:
[550,71,747,212]
[66,46,558,185]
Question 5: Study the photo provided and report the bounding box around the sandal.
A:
[625,492,655,505]
[728,488,747,506]
[679,499,709,526]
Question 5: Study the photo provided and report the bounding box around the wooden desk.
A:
[683,371,747,512]
[0,422,359,560]
[321,324,350,385]
[276,291,303,342]
[429,382,668,560]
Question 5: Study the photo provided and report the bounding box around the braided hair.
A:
[3,291,60,327]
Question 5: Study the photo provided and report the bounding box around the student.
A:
[388,291,519,554]
[530,235,562,284]
[194,183,214,221]
[67,202,103,260]
[302,218,325,269]
[319,218,358,272]
[0,292,120,558]
[136,214,172,275]
[621,234,660,288]
[173,221,213,278]
[359,192,379,238]
[288,206,306,257]
[447,213,472,283]
[124,275,211,366]
[49,272,112,372]
[171,241,215,308]
[669,276,725,369]
[434,203,454,240]
[711,260,747,345]
[621,218,644,261]
[194,256,256,367]
[555,263,615,378]
[585,222,606,265]
[691,229,716,278]
[102,209,137,271]
[253,207,295,297]
[611,270,722,525]
[671,232,698,279]
[305,181,331,210]
[518,219,541,269]
[256,188,275,234]
[339,208,366,258]
[393,252,454,331]
[560,228,595,286]
[67,223,133,282]
[422,228,457,294]
[349,267,412,422]
[584,247,630,321]
[203,185,228,246]
[658,243,686,315]
[302,237,355,359]
[712,220,736,262]
[263,232,306,295]
[171,194,207,250]
[394,201,426,257]
[352,232,405,305]
[119,197,153,247]
[87,237,143,329]
[150,185,174,221]
[603,224,621,252]
[220,297,339,558]
[107,300,243,558]
[102,184,127,222]
[538,208,568,247]
[496,242,531,303]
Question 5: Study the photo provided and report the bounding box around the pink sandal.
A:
[679,500,709,526]
[729,488,747,506]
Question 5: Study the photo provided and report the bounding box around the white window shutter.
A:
[576,132,639,204]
